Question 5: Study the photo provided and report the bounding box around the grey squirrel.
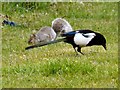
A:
[28,18,73,45]
[28,26,56,45]
[52,18,73,36]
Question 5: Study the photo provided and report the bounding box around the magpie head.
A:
[98,34,107,50]
[87,32,107,50]
[102,43,107,50]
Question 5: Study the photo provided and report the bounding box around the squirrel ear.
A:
[32,34,36,37]
[30,33,35,38]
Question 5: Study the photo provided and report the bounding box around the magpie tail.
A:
[25,38,66,50]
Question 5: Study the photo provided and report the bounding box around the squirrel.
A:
[51,18,73,37]
[28,26,56,45]
[28,18,73,45]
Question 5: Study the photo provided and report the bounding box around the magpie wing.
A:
[62,30,76,37]
[78,30,95,33]
[62,29,95,38]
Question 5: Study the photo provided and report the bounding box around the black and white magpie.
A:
[61,30,106,54]
[25,29,106,54]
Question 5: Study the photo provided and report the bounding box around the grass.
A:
[2,2,118,88]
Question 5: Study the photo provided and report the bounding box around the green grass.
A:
[2,2,118,88]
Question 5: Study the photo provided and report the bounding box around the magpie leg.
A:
[77,47,84,55]
[72,46,79,55]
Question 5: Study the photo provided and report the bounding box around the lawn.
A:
[2,2,118,88]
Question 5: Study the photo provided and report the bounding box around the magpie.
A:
[25,29,106,55]
[61,30,106,54]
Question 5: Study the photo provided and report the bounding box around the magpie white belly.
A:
[74,33,95,47]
